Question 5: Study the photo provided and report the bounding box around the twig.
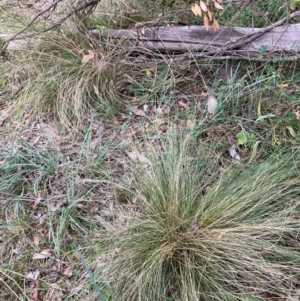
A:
[2,0,65,50]
[41,0,100,33]
[214,9,300,57]
[2,0,101,50]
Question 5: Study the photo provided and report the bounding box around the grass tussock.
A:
[97,132,300,301]
[9,30,129,128]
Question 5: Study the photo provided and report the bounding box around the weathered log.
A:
[92,21,300,61]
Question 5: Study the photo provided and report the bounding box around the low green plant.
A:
[0,139,61,197]
[96,131,300,301]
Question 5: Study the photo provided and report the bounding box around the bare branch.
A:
[3,0,65,50]
[2,0,101,50]
[41,0,100,33]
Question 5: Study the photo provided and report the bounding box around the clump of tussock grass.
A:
[9,29,130,128]
[97,131,300,301]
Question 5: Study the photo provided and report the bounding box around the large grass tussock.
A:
[98,133,300,301]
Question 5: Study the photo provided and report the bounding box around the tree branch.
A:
[3,0,65,50]
[41,0,100,33]
[214,9,300,59]
[2,0,101,50]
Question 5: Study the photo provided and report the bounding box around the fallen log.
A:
[91,11,300,62]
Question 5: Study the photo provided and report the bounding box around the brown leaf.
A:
[63,266,73,278]
[200,0,208,12]
[0,111,10,127]
[201,91,209,97]
[214,1,223,10]
[122,131,139,138]
[293,108,300,120]
[32,196,42,210]
[143,104,149,112]
[204,15,209,31]
[26,270,40,280]
[94,215,112,230]
[156,107,164,115]
[213,19,220,30]
[187,120,194,129]
[33,236,40,248]
[211,24,217,33]
[53,292,64,301]
[134,109,146,117]
[191,3,202,16]
[154,118,165,127]
[274,108,282,116]
[32,249,53,260]
[150,105,157,114]
[162,104,171,114]
[290,2,296,10]
[178,100,188,109]
[82,50,95,64]
[278,83,289,88]
[228,145,241,162]
[160,123,168,132]
[33,280,39,301]
[207,94,218,114]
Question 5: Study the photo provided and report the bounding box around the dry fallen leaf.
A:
[290,2,297,10]
[292,107,300,120]
[143,104,149,112]
[134,109,146,117]
[150,105,156,114]
[0,111,10,127]
[63,266,73,278]
[122,130,139,138]
[26,270,40,281]
[162,104,171,114]
[32,195,42,210]
[100,209,112,216]
[207,94,218,114]
[201,91,209,97]
[156,107,164,115]
[82,50,95,64]
[178,100,188,109]
[187,120,195,129]
[277,83,289,88]
[94,215,112,230]
[32,280,39,301]
[33,236,40,248]
[32,249,53,260]
[228,145,241,162]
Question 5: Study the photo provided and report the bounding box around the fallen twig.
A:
[2,0,101,51]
